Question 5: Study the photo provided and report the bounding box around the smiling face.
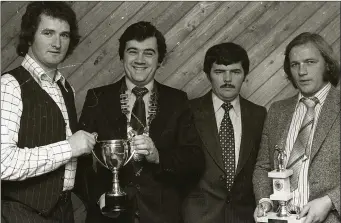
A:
[122,37,159,86]
[209,62,245,102]
[289,42,328,97]
[28,14,70,73]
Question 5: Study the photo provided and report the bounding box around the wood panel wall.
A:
[2,1,340,116]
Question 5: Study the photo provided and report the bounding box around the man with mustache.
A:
[183,42,267,223]
[79,21,205,223]
[1,2,96,222]
[253,32,340,223]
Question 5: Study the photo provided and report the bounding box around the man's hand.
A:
[68,130,96,157]
[131,135,159,164]
[298,196,333,223]
[254,201,272,222]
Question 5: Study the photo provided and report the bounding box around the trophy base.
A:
[101,193,127,218]
[257,212,306,223]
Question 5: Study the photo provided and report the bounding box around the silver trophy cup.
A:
[92,139,135,216]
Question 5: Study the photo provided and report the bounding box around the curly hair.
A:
[16,1,80,58]
[119,21,167,64]
[284,32,340,87]
[203,42,250,81]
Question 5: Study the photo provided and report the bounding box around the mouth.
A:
[48,51,61,54]
[220,84,235,89]
[299,79,311,85]
[133,66,147,71]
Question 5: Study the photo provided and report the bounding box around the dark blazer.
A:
[182,92,267,223]
[253,86,340,223]
[78,78,205,223]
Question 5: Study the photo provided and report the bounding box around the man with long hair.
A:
[1,2,96,222]
[253,32,340,223]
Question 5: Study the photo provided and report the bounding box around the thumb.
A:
[298,204,309,219]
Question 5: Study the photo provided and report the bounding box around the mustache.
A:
[220,83,235,89]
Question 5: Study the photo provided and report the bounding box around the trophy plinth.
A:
[92,139,134,218]
[257,146,305,223]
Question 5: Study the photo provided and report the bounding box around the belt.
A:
[59,190,71,204]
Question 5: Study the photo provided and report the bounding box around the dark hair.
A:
[16,1,80,58]
[203,42,250,80]
[284,32,340,87]
[119,21,167,64]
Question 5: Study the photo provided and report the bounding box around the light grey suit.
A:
[253,86,340,223]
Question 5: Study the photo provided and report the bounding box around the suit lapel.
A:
[102,79,128,138]
[149,82,171,141]
[276,96,297,151]
[310,87,340,160]
[193,92,225,171]
[235,98,253,176]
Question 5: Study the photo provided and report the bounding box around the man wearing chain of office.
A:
[78,21,205,223]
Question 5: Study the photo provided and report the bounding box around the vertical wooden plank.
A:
[241,2,339,100]
[247,14,340,106]
[170,2,273,93]
[1,2,96,73]
[1,1,27,27]
[90,2,221,93]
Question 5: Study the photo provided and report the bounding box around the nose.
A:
[223,72,232,83]
[51,36,61,49]
[135,52,145,64]
[298,63,307,76]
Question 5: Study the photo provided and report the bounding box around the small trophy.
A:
[92,139,135,217]
[257,145,305,223]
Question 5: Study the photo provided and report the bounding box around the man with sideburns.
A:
[183,42,267,223]
[253,32,340,223]
[79,21,205,223]
[1,2,96,222]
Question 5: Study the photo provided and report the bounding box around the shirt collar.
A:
[21,54,67,90]
[125,77,154,93]
[297,83,331,106]
[212,92,241,117]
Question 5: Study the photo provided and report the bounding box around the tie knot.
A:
[132,87,148,98]
[222,102,233,112]
[301,97,318,108]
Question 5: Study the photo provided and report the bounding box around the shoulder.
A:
[240,97,265,111]
[269,95,297,112]
[157,82,187,100]
[86,80,121,96]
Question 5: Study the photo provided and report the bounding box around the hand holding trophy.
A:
[91,135,135,218]
[257,145,306,223]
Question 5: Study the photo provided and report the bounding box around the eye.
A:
[144,51,155,57]
[307,60,316,65]
[61,33,70,38]
[42,30,53,37]
[214,70,223,74]
[231,70,241,74]
[127,50,137,55]
[290,63,298,68]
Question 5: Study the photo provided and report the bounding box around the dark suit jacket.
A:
[78,78,205,223]
[182,92,267,223]
[253,86,340,223]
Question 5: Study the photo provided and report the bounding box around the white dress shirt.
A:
[212,93,242,169]
[1,54,76,191]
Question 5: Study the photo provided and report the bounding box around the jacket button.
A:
[219,175,225,181]
[135,184,140,191]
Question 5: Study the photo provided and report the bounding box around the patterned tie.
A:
[287,97,318,191]
[219,102,235,192]
[131,87,149,135]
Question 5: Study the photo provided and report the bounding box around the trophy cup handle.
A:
[91,150,109,169]
[123,140,135,166]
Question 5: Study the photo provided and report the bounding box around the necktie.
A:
[131,87,149,135]
[287,97,318,191]
[219,102,235,192]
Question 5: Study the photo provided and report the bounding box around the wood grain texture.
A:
[1,1,339,115]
